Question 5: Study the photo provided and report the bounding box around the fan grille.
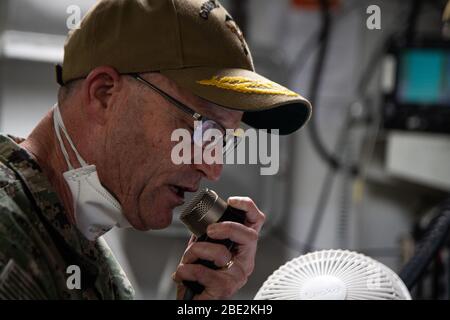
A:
[255,250,411,300]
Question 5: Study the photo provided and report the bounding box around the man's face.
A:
[97,73,243,231]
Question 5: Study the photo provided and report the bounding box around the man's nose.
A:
[193,161,223,181]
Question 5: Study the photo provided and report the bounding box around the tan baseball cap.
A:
[57,0,312,135]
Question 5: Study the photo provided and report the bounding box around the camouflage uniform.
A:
[0,134,134,299]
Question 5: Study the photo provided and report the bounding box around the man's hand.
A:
[172,197,265,300]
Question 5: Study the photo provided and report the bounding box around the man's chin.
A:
[148,215,173,230]
[133,207,175,231]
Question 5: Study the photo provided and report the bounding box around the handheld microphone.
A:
[180,188,246,300]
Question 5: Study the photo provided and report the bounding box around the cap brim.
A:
[161,67,312,135]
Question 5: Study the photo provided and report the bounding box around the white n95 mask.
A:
[53,104,130,241]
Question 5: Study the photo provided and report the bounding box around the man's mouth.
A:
[168,184,198,204]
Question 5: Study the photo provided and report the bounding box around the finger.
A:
[173,263,226,287]
[207,221,258,245]
[176,235,198,266]
[173,263,209,284]
[172,271,180,284]
[173,264,238,299]
[227,197,265,228]
[181,242,232,268]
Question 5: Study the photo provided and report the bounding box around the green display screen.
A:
[398,49,450,106]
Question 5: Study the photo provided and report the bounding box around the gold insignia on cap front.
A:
[197,76,299,97]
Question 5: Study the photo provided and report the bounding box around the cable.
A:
[287,0,365,81]
[274,0,414,254]
[303,0,359,176]
[302,0,347,254]
[268,0,424,258]
[337,123,354,249]
[306,0,419,175]
[406,0,423,44]
[261,0,366,239]
[271,0,352,253]
[301,0,420,252]
[305,0,339,170]
[399,197,450,290]
[303,109,354,253]
[270,102,398,257]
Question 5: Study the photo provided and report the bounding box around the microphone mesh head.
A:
[183,189,217,217]
[180,188,226,237]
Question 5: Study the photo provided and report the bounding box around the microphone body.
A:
[180,189,246,298]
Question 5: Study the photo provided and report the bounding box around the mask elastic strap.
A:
[53,104,88,169]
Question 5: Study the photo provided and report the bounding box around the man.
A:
[0,0,311,299]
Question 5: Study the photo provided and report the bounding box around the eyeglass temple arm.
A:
[131,74,202,120]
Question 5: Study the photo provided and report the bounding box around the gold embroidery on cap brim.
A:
[197,76,299,97]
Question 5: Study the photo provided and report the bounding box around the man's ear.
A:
[81,66,122,124]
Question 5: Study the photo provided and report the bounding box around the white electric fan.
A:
[254,250,411,300]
